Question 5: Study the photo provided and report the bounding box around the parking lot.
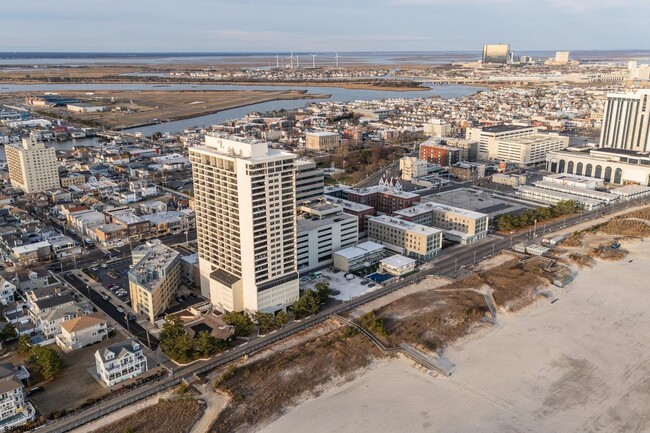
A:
[425,187,532,218]
[299,269,381,301]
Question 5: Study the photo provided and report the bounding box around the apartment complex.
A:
[419,141,461,167]
[295,160,324,204]
[190,135,299,313]
[346,185,420,214]
[496,133,569,166]
[95,339,148,387]
[6,134,59,193]
[305,131,339,151]
[296,203,358,272]
[394,201,489,245]
[466,125,537,160]
[128,240,182,323]
[367,215,442,260]
[423,119,451,137]
[600,90,650,152]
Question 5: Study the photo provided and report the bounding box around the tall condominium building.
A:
[600,90,650,152]
[6,134,59,193]
[128,240,182,323]
[482,44,510,64]
[189,135,299,313]
[295,160,324,204]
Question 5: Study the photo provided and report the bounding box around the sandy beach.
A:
[260,239,650,433]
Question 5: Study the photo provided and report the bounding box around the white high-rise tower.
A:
[600,90,650,152]
[189,135,299,313]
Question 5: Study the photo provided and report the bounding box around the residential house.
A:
[95,339,148,387]
[56,313,108,352]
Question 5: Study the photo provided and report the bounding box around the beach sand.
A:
[260,239,650,433]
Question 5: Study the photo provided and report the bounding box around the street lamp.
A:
[473,251,477,265]
[454,258,458,272]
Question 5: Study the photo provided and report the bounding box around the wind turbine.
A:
[296,54,300,68]
[289,52,296,69]
[310,53,318,68]
[334,52,340,68]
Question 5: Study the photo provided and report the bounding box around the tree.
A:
[29,346,64,380]
[17,335,31,354]
[359,311,388,337]
[160,316,195,362]
[291,290,320,319]
[223,312,254,337]
[0,323,17,343]
[254,312,276,334]
[314,282,333,305]
[194,331,227,357]
[275,311,289,328]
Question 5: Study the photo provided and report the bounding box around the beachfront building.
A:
[546,148,650,186]
[296,202,358,273]
[190,135,299,313]
[0,366,34,429]
[332,241,385,273]
[367,215,442,260]
[379,255,417,277]
[305,131,339,151]
[600,90,650,152]
[95,339,148,387]
[394,201,489,245]
[5,134,59,194]
[128,240,182,323]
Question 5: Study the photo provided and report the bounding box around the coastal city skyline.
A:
[3,0,650,51]
[2,3,650,432]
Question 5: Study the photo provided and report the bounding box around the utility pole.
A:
[454,258,458,272]
[473,251,477,265]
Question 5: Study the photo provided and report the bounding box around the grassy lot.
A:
[209,327,385,433]
[91,398,203,433]
[29,333,124,417]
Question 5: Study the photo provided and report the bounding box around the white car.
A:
[101,264,108,269]
[116,306,125,313]
[345,274,355,281]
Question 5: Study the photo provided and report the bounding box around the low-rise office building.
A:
[367,215,442,260]
[379,255,417,277]
[296,203,358,273]
[95,339,148,387]
[332,241,385,272]
[542,173,604,190]
[394,201,489,245]
[128,240,182,323]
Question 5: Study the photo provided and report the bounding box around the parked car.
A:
[116,306,125,313]
[331,289,341,296]
[26,386,45,397]
[345,274,355,280]
[101,264,108,269]
[125,313,136,321]
[368,283,376,288]
[101,293,109,301]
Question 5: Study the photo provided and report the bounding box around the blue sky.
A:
[1,0,648,52]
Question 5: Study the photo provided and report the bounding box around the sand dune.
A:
[260,239,650,433]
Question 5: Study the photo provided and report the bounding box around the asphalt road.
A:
[37,196,650,433]
[61,273,159,350]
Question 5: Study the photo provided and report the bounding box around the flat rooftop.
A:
[368,215,443,236]
[500,134,566,145]
[533,181,619,201]
[481,125,533,134]
[380,254,416,268]
[129,241,180,292]
[297,211,356,232]
[349,185,419,199]
[394,201,488,220]
[334,241,384,260]
[325,197,374,213]
[517,185,604,207]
